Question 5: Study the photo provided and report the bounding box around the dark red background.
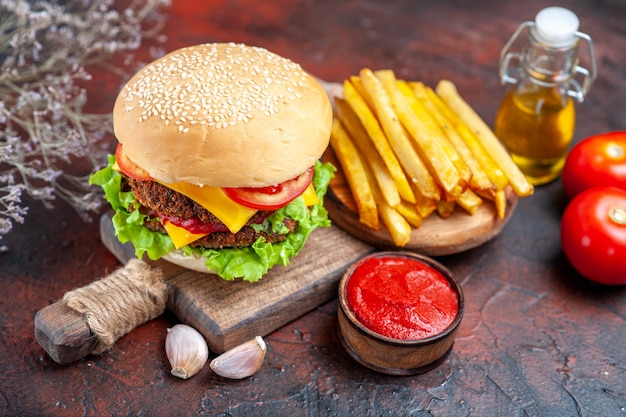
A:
[2,0,625,416]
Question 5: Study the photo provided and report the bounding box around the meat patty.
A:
[125,176,298,249]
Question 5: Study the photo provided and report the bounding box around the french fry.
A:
[456,188,483,215]
[474,188,495,202]
[425,85,509,194]
[365,161,412,247]
[395,201,423,228]
[413,186,438,219]
[474,186,507,218]
[330,118,379,230]
[379,202,412,247]
[494,189,507,219]
[343,80,416,203]
[349,76,374,112]
[373,69,464,198]
[395,79,472,190]
[438,188,483,217]
[410,82,496,194]
[335,98,401,208]
[359,69,440,201]
[435,80,534,197]
[436,200,456,219]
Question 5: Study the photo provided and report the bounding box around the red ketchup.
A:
[345,255,459,340]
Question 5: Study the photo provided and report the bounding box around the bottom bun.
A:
[163,250,215,274]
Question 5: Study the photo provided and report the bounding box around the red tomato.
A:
[115,144,152,181]
[560,187,626,285]
[222,167,314,210]
[562,131,626,199]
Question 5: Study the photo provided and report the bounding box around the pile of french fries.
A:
[330,69,534,247]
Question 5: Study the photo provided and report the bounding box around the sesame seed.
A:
[121,43,310,133]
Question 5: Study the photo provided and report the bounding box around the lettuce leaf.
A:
[89,156,335,282]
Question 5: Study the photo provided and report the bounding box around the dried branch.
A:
[0,0,170,250]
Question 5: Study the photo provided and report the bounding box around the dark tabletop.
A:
[2,0,626,416]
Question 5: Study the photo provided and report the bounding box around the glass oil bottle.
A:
[494,7,596,185]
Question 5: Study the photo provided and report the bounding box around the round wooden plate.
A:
[322,149,518,256]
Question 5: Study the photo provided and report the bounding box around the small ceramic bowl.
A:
[337,251,464,376]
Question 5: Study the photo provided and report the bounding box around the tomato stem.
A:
[607,142,625,159]
[608,205,626,225]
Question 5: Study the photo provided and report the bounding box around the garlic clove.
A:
[210,336,266,379]
[165,324,209,379]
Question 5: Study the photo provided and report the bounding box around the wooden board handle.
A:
[34,259,167,364]
[34,302,97,365]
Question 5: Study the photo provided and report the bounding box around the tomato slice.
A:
[222,167,314,210]
[115,143,152,181]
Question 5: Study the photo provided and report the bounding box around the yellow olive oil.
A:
[494,88,575,185]
[495,7,596,186]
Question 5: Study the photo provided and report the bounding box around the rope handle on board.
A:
[34,259,167,364]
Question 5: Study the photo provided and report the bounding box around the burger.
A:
[90,43,334,282]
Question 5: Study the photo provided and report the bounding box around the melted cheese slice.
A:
[156,180,258,234]
[301,183,319,206]
[156,180,319,248]
[163,221,209,249]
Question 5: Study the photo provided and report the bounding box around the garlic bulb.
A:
[165,324,209,379]
[210,336,266,379]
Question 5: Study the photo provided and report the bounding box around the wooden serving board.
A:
[100,212,374,354]
[322,149,518,256]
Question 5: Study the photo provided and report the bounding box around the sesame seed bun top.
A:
[113,43,332,187]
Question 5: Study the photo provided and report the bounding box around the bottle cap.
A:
[534,7,579,47]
